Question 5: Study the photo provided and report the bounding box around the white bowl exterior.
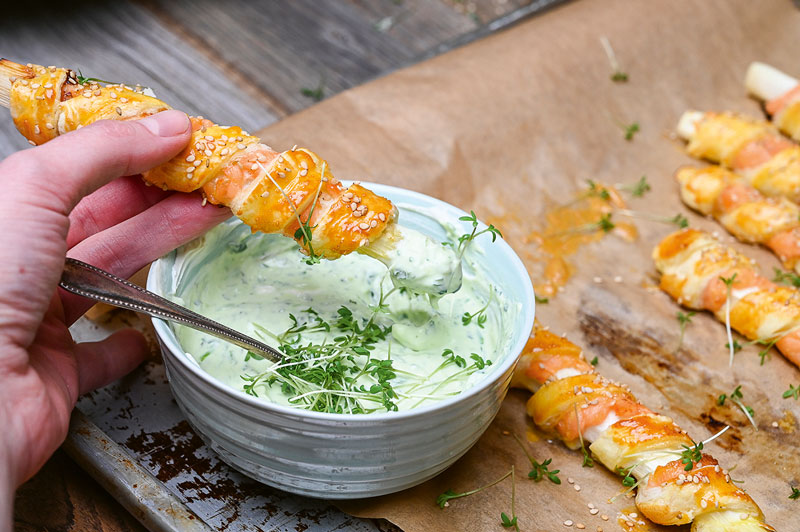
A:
[149,183,534,498]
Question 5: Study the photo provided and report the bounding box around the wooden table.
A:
[3,1,564,530]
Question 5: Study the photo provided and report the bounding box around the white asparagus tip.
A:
[676,110,704,140]
[745,62,798,102]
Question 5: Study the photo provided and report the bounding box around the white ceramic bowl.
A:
[148,183,535,499]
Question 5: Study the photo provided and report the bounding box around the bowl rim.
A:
[148,182,535,422]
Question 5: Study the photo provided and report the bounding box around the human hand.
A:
[0,111,231,523]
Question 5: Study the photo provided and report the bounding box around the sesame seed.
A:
[33,125,40,134]
[187,166,195,173]
[589,509,599,515]
[350,202,358,211]
[353,211,363,217]
[193,160,202,167]
[593,276,602,283]
[236,136,243,141]
[261,190,270,198]
[563,520,573,527]
[201,197,208,206]
[257,155,267,162]
[250,163,259,171]
[205,135,214,141]
[359,222,370,230]
[629,513,637,519]
[300,161,308,169]
[94,89,101,96]
[574,484,581,492]
[221,135,228,141]
[204,149,212,157]
[567,477,574,484]
[110,92,117,98]
[43,82,53,89]
[120,97,128,103]
[299,169,308,177]
[613,276,622,283]
[238,143,246,149]
[378,213,386,222]
[587,503,595,509]
[45,123,54,129]
[576,525,585,530]
[220,148,229,156]
[277,172,286,178]
[45,89,53,98]
[186,154,196,162]
[28,140,36,146]
[370,220,377,228]
[32,82,41,89]
[601,515,608,521]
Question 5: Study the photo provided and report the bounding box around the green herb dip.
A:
[170,216,515,414]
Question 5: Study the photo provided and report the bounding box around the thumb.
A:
[73,328,151,395]
[0,110,192,215]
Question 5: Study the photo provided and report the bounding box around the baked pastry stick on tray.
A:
[676,110,800,204]
[653,228,800,369]
[676,165,800,274]
[746,62,800,143]
[511,324,774,531]
[0,59,462,296]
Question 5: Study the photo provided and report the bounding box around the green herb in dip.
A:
[170,216,514,414]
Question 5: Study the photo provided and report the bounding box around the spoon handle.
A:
[60,258,282,363]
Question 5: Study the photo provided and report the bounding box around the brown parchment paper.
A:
[256,0,800,530]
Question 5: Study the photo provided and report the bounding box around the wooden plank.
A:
[14,450,147,532]
[348,0,478,53]
[0,0,279,159]
[142,0,441,114]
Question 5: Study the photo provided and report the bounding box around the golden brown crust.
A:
[589,413,692,471]
[687,112,776,167]
[637,455,764,526]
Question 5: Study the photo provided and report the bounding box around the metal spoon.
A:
[60,258,283,363]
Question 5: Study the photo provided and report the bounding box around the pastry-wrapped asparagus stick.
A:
[676,110,800,203]
[676,165,800,272]
[0,59,462,295]
[746,62,800,142]
[653,228,800,369]
[511,324,774,531]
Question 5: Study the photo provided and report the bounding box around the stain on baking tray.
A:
[577,299,797,483]
[125,420,284,528]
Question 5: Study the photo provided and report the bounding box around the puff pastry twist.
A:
[677,111,800,203]
[676,165,800,273]
[512,324,773,531]
[1,59,396,260]
[654,228,800,369]
[745,62,800,143]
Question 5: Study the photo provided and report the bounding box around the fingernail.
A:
[138,110,190,137]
